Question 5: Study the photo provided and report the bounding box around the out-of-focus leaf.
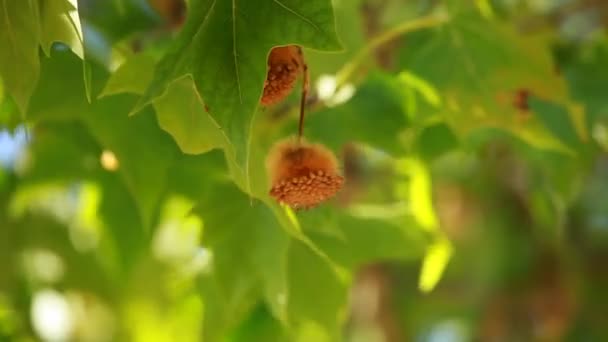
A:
[99,54,156,97]
[415,123,459,161]
[28,51,89,122]
[75,0,158,81]
[399,12,571,153]
[557,38,608,126]
[39,0,84,58]
[29,50,179,229]
[305,73,408,154]
[16,120,147,275]
[419,236,453,293]
[18,122,99,183]
[195,179,290,333]
[230,305,287,342]
[529,97,584,149]
[303,213,428,269]
[287,240,347,340]
[84,96,178,229]
[0,1,40,115]
[395,157,453,292]
[0,94,22,132]
[399,70,442,121]
[134,0,342,189]
[396,158,438,231]
[77,0,159,43]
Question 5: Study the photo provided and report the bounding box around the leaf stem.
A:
[298,53,310,143]
[335,13,449,87]
[271,14,449,126]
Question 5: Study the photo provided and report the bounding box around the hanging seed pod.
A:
[261,46,305,106]
[266,138,344,209]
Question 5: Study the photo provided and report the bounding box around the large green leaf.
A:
[134,0,342,189]
[194,178,290,336]
[0,0,40,115]
[0,0,85,116]
[191,169,365,339]
[303,212,428,269]
[287,240,347,340]
[154,77,229,155]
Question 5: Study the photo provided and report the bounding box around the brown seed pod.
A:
[266,138,344,209]
[261,46,305,106]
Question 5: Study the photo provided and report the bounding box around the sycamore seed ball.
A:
[261,46,303,106]
[266,138,344,210]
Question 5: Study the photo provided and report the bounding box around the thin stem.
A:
[270,14,448,129]
[298,61,309,143]
[335,13,449,88]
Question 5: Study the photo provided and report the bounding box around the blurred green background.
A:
[1,0,608,341]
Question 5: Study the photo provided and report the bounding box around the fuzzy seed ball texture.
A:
[266,138,344,209]
[261,46,303,106]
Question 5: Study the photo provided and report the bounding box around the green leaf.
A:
[154,76,250,193]
[0,92,21,131]
[39,0,84,58]
[83,96,178,229]
[18,122,98,184]
[529,97,583,149]
[230,305,287,342]
[28,51,89,123]
[557,38,608,126]
[99,54,156,97]
[287,240,348,339]
[29,50,179,229]
[134,0,342,189]
[305,73,409,154]
[415,123,459,161]
[0,0,40,115]
[15,120,147,276]
[195,179,290,328]
[399,12,570,152]
[154,77,228,155]
[418,236,452,293]
[101,56,249,190]
[302,212,428,269]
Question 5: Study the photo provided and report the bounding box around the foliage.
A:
[1,0,608,341]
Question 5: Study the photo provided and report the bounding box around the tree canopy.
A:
[1,0,608,341]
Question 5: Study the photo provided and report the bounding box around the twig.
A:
[335,13,449,88]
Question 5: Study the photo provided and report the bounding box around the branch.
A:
[335,13,449,88]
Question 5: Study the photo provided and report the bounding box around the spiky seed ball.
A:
[266,138,344,209]
[261,46,303,106]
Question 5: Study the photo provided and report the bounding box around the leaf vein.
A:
[272,0,319,31]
